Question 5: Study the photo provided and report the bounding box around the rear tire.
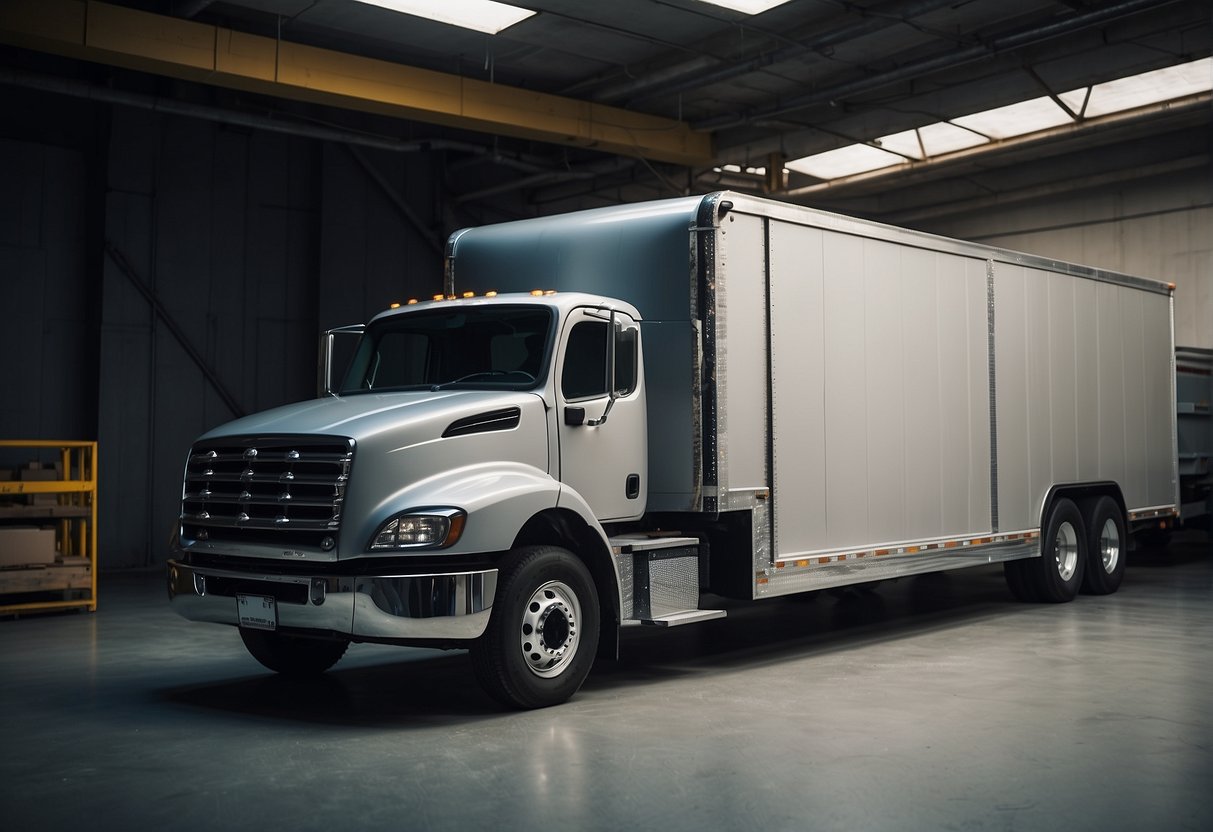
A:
[1004,498,1086,603]
[1081,496,1127,595]
[239,629,349,676]
[472,545,600,709]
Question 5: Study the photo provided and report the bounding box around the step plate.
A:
[622,609,727,628]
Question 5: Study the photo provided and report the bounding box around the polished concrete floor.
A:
[1,535,1210,832]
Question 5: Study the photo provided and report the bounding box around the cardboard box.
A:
[20,465,61,482]
[0,527,57,566]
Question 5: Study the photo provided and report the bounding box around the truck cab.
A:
[167,291,685,709]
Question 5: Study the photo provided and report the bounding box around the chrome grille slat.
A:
[180,436,354,544]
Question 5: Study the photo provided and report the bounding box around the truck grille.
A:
[180,436,354,548]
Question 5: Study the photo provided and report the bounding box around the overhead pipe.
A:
[0,67,489,157]
[701,0,1186,132]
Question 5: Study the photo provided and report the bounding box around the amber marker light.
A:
[389,302,402,309]
[485,291,498,297]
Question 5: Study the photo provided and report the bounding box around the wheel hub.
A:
[1099,518,1121,574]
[1053,521,1079,582]
[519,580,581,678]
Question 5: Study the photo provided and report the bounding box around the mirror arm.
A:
[587,310,618,427]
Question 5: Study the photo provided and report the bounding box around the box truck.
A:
[168,192,1178,708]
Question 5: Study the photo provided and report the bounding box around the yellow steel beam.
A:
[0,0,714,166]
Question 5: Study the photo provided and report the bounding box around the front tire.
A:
[1081,496,1127,595]
[472,546,600,709]
[239,628,349,676]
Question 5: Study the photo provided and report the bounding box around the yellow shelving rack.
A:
[0,441,98,615]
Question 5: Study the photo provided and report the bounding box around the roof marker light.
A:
[407,298,418,305]
[462,291,475,298]
[485,291,498,298]
[530,289,544,296]
[389,302,402,309]
[432,294,444,301]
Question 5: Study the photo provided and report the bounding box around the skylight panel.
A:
[952,96,1073,140]
[693,0,793,13]
[785,144,904,180]
[1059,57,1213,118]
[876,123,989,159]
[352,0,536,35]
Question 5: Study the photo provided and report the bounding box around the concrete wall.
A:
[916,164,1213,349]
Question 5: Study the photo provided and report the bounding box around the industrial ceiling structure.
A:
[0,0,1209,222]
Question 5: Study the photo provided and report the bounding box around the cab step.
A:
[610,533,725,628]
[622,608,727,627]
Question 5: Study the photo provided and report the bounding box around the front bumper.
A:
[167,559,497,642]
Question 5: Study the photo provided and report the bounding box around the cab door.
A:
[555,307,647,521]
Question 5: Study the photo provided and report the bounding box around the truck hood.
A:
[199,390,542,445]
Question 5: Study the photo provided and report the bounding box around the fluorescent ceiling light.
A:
[353,0,536,35]
[1059,56,1213,118]
[694,0,793,14]
[952,96,1073,140]
[786,144,903,180]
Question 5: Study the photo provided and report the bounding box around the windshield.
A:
[339,305,554,394]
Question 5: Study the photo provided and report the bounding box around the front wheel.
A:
[472,546,600,709]
[239,628,349,676]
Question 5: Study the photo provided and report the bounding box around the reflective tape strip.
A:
[770,529,1041,572]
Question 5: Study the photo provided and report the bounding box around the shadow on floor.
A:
[158,566,1024,724]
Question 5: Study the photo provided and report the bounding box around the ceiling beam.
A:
[0,0,714,166]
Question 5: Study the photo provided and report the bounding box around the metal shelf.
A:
[0,441,98,616]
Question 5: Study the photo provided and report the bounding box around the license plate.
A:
[237,594,277,631]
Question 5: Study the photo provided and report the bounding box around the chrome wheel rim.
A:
[1053,521,1079,582]
[1099,518,1121,575]
[519,580,581,678]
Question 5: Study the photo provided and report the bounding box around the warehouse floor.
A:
[2,535,1210,832]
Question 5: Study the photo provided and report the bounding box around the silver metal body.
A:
[447,192,1179,600]
[169,191,1178,651]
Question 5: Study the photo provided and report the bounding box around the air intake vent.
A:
[443,407,522,438]
[180,436,354,547]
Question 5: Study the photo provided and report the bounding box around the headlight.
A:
[369,508,466,550]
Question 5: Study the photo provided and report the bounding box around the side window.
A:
[561,321,607,400]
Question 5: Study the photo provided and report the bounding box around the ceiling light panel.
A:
[352,0,536,35]
[951,96,1073,140]
[1060,57,1213,118]
[693,1,793,14]
[786,144,904,180]
[876,122,989,160]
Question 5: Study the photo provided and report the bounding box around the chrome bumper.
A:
[167,560,497,642]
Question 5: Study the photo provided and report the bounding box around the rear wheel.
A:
[1081,496,1127,595]
[239,629,349,676]
[472,545,600,709]
[1004,498,1086,603]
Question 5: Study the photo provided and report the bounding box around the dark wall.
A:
[0,93,446,568]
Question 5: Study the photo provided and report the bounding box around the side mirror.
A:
[317,324,365,397]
